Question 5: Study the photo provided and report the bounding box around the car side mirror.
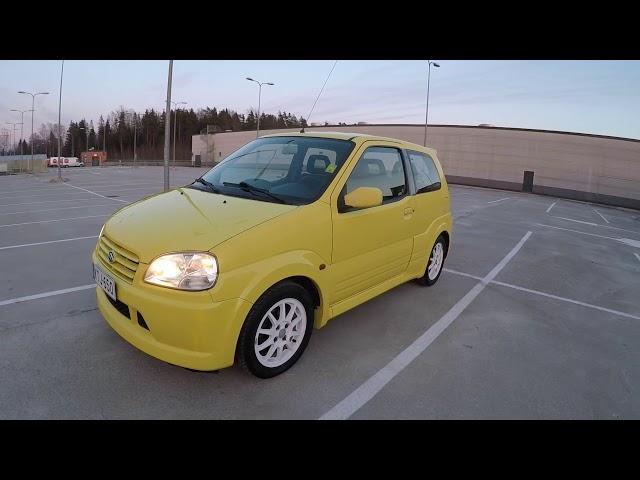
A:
[343,187,383,210]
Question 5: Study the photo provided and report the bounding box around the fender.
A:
[210,249,330,328]
[408,213,453,279]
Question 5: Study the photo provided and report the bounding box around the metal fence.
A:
[0,155,48,175]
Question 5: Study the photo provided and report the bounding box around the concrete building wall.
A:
[191,125,640,209]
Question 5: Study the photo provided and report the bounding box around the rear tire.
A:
[416,234,447,286]
[236,281,314,378]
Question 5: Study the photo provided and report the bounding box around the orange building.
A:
[81,151,107,165]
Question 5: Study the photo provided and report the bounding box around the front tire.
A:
[236,281,314,378]
[416,235,447,286]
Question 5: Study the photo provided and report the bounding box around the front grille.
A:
[106,294,131,319]
[97,234,139,283]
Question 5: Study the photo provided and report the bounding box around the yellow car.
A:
[92,132,452,378]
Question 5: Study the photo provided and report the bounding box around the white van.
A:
[48,157,85,167]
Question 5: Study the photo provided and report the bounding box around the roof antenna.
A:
[300,60,338,133]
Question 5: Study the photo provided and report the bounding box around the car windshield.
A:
[194,136,356,205]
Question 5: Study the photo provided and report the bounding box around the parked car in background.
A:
[48,157,84,167]
[93,132,453,378]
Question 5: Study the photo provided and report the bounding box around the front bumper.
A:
[93,251,253,371]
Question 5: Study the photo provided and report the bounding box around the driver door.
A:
[329,142,415,305]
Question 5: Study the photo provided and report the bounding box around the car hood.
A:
[103,187,296,263]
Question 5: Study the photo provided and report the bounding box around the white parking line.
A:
[0,284,95,307]
[443,269,640,321]
[536,223,640,249]
[0,235,98,251]
[487,197,512,204]
[64,183,128,203]
[0,197,99,207]
[443,268,482,280]
[0,187,68,194]
[546,201,557,213]
[0,214,109,228]
[0,183,156,200]
[635,253,640,263]
[84,184,162,192]
[535,223,619,241]
[593,209,610,224]
[551,216,640,236]
[319,231,532,420]
[552,217,601,227]
[490,280,640,321]
[66,182,157,189]
[0,190,92,201]
[0,203,119,216]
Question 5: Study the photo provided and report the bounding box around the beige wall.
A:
[191,125,640,209]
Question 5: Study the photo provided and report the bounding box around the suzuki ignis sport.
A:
[93,132,452,378]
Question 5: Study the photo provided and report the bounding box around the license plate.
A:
[93,263,116,301]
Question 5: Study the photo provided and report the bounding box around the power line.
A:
[303,60,338,129]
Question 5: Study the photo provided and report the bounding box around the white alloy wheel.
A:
[428,242,444,281]
[254,298,307,368]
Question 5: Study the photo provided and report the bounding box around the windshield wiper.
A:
[192,177,221,193]
[222,181,287,204]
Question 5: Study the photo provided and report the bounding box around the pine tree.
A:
[88,120,96,150]
[245,110,257,131]
[97,116,105,152]
[104,119,111,154]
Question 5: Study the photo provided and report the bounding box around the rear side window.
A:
[408,150,441,193]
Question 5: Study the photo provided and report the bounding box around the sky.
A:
[0,60,639,140]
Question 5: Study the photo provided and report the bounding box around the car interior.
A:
[346,157,406,201]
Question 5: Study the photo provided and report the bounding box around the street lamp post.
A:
[246,77,274,137]
[18,90,49,170]
[6,123,18,155]
[423,60,440,147]
[9,109,33,157]
[171,101,186,168]
[163,60,173,192]
[56,61,64,181]
[6,123,22,171]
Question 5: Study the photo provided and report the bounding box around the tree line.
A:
[1,106,335,161]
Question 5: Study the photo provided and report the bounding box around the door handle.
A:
[404,207,414,215]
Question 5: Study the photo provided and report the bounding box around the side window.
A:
[344,146,406,204]
[408,150,441,193]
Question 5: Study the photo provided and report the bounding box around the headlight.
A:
[144,253,218,291]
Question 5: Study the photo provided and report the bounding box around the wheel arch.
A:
[439,230,450,258]
[259,275,325,328]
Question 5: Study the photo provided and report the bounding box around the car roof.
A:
[261,131,437,155]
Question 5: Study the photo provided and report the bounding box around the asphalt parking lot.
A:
[1,165,638,419]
